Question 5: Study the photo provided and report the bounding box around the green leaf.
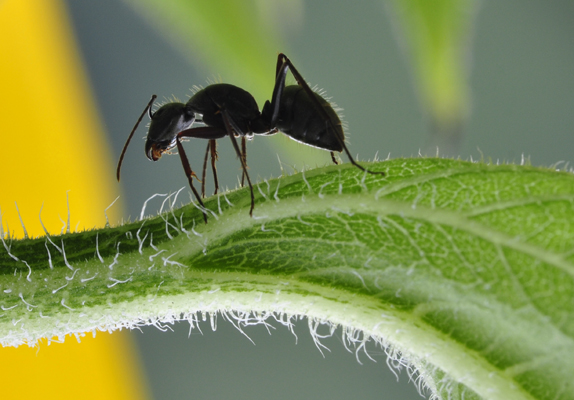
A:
[1,158,573,400]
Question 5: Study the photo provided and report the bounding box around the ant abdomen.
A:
[274,85,343,152]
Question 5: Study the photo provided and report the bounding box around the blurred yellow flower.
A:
[0,0,148,398]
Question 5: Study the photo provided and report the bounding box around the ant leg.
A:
[221,110,255,216]
[176,126,228,222]
[175,138,208,223]
[201,139,219,197]
[276,53,385,176]
[268,58,289,127]
[117,94,157,181]
[240,137,247,187]
[210,139,219,195]
[201,141,210,198]
[330,152,339,165]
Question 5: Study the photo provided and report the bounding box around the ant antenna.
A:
[148,102,155,119]
[117,94,157,181]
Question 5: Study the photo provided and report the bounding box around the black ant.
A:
[116,53,385,223]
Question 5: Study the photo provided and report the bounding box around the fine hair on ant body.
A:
[117,53,385,223]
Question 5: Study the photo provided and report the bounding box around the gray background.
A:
[64,1,574,399]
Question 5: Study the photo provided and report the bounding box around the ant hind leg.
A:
[240,137,247,187]
[276,53,385,176]
[330,152,339,165]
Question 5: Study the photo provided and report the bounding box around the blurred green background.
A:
[64,0,574,398]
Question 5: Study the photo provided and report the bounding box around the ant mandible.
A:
[116,53,385,223]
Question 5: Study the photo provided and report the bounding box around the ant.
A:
[116,53,385,223]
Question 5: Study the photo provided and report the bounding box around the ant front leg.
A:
[275,53,385,176]
[175,138,208,223]
[177,126,227,223]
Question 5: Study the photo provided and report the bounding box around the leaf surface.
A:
[1,158,573,400]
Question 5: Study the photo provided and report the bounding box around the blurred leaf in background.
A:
[0,0,148,398]
[125,0,477,164]
[386,0,476,154]
[124,0,336,168]
[124,0,298,98]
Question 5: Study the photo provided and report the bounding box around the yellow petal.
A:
[0,0,119,236]
[0,1,148,398]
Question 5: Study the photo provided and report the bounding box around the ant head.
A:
[145,102,196,161]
